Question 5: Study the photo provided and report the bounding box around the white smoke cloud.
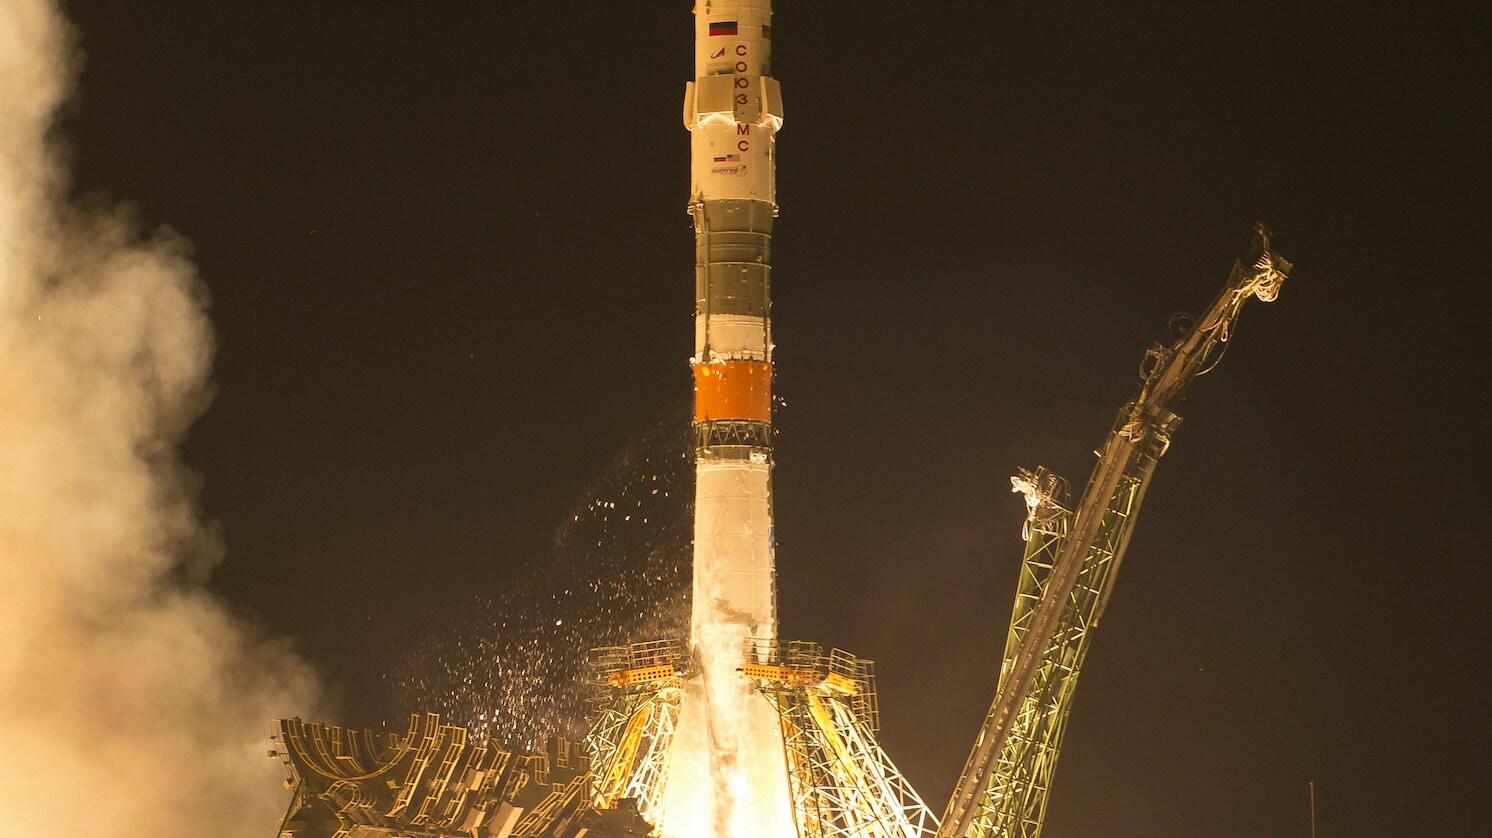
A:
[0,2,322,836]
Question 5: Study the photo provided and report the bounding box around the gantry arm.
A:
[938,226,1290,838]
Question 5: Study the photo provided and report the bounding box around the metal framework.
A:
[271,713,607,838]
[585,637,937,838]
[939,226,1291,838]
[586,639,687,827]
[752,640,941,838]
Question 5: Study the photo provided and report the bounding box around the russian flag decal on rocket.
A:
[709,21,738,36]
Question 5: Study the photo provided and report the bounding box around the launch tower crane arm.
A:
[937,225,1291,838]
[1128,223,1290,427]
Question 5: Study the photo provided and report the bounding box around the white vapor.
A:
[0,3,321,836]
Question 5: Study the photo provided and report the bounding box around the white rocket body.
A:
[663,3,795,836]
[685,0,783,653]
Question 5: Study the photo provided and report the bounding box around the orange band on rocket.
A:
[693,360,772,423]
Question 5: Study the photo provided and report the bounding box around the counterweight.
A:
[938,226,1292,838]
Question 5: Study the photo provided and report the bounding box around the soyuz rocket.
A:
[674,7,799,832]
[686,0,784,651]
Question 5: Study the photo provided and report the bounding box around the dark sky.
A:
[61,1,1485,835]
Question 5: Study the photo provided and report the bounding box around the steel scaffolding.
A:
[751,640,940,838]
[586,639,687,827]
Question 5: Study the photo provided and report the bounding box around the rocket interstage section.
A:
[686,0,783,645]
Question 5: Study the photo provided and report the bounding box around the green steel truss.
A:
[939,225,1291,838]
[967,421,1170,838]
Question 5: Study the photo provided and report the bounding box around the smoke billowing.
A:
[0,3,320,835]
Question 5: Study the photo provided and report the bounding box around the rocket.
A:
[685,0,784,653]
[669,8,798,833]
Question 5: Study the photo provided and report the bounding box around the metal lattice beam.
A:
[940,227,1291,838]
[757,642,939,838]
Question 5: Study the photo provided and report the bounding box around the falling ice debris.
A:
[389,408,693,749]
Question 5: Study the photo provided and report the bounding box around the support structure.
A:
[938,226,1291,838]
[751,642,940,838]
[586,640,688,827]
[586,636,938,838]
[271,713,651,838]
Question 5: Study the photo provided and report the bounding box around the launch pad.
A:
[272,635,937,838]
[587,638,938,837]
[270,1,1290,836]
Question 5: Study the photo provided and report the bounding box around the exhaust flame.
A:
[666,454,793,836]
[662,620,795,838]
[0,3,321,836]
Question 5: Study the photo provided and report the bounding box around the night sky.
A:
[60,1,1483,835]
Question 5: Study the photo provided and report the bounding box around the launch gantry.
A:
[937,225,1291,838]
[586,639,686,822]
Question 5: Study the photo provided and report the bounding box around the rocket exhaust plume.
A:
[0,3,321,836]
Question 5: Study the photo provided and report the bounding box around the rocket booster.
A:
[686,0,784,645]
